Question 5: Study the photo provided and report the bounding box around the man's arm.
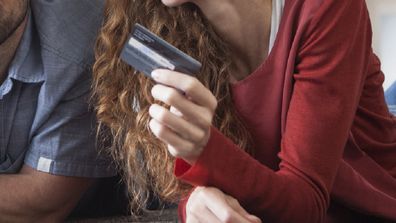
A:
[0,165,94,222]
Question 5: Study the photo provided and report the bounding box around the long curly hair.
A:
[92,0,253,213]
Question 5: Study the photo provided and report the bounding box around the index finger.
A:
[202,188,253,223]
[151,69,217,111]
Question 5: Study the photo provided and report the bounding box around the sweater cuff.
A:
[174,126,225,186]
[178,195,188,223]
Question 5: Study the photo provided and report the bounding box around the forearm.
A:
[0,173,64,222]
[0,165,93,222]
[0,172,74,222]
[175,128,329,222]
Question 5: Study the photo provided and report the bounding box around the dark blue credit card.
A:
[120,23,202,78]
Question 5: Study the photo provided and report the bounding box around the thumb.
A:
[246,214,262,223]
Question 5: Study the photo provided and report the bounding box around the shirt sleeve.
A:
[24,73,115,178]
[174,1,373,222]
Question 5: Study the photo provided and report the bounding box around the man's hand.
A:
[0,165,94,222]
[186,187,262,223]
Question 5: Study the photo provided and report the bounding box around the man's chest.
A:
[0,80,40,173]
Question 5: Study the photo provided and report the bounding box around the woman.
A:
[93,0,396,222]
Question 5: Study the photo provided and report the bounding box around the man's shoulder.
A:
[31,0,105,68]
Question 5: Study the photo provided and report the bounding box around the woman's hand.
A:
[186,187,262,223]
[149,69,217,164]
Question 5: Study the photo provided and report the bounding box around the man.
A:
[0,0,119,221]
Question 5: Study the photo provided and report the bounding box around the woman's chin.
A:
[161,0,188,7]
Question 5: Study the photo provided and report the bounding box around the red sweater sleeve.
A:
[176,1,372,222]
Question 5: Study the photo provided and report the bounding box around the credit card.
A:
[120,23,202,78]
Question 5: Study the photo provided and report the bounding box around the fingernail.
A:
[247,215,261,223]
[151,70,161,80]
[148,104,155,116]
[149,119,156,130]
[149,104,160,116]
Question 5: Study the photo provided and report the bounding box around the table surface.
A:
[68,209,178,223]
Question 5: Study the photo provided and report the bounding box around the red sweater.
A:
[174,0,396,222]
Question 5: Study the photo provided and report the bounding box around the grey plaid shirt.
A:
[0,0,114,177]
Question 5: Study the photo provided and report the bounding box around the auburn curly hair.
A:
[92,0,253,214]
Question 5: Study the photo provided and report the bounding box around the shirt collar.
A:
[7,9,44,84]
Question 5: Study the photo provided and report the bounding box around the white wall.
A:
[366,0,396,90]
